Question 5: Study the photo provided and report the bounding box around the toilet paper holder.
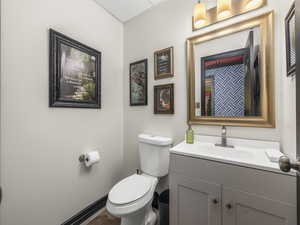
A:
[79,154,87,163]
[79,151,100,167]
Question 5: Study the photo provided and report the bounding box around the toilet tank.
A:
[138,134,173,177]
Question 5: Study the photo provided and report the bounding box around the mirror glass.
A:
[194,26,261,117]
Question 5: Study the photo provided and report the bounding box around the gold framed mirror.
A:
[187,11,275,127]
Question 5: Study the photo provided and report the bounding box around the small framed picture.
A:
[154,84,174,114]
[285,3,296,77]
[49,29,101,108]
[154,47,174,80]
[130,59,148,106]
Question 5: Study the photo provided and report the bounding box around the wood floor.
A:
[88,210,121,225]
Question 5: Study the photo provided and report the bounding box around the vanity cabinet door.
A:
[222,187,296,225]
[170,174,221,225]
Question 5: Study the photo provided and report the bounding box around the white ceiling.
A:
[94,0,167,23]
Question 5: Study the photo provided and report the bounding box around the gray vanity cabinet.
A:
[222,188,296,225]
[170,174,221,225]
[169,154,297,225]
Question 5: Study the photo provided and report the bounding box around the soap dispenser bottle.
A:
[186,124,194,144]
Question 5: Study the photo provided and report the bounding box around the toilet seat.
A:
[109,174,151,205]
[107,174,158,217]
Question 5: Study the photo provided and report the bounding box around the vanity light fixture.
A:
[245,0,263,10]
[217,0,232,19]
[194,0,207,27]
[192,0,267,31]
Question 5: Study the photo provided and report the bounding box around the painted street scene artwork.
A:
[130,60,147,106]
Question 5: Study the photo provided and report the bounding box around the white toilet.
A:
[106,134,172,225]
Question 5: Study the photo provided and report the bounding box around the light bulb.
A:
[217,0,232,19]
[194,1,207,27]
[245,0,263,10]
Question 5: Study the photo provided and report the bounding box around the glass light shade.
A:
[194,2,207,26]
[217,0,232,19]
[245,0,263,10]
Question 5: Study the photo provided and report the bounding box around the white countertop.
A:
[170,136,296,176]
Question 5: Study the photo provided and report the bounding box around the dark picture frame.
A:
[154,47,174,80]
[285,3,296,77]
[129,59,148,106]
[154,84,174,114]
[49,29,101,108]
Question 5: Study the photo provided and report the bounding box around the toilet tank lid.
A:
[138,134,172,146]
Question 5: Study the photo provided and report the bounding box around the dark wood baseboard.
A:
[61,195,108,225]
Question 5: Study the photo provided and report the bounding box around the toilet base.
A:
[120,203,157,225]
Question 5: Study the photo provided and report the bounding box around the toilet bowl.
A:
[106,174,158,225]
[106,134,172,225]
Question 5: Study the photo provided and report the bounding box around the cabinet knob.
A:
[225,203,233,210]
[212,198,219,204]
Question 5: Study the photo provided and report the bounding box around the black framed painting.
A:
[154,83,174,114]
[129,59,148,106]
[49,29,101,108]
[285,3,296,77]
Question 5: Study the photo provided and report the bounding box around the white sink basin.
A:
[170,136,295,176]
[194,143,255,160]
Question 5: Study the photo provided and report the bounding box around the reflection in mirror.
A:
[194,27,261,117]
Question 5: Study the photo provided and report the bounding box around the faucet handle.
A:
[221,126,226,134]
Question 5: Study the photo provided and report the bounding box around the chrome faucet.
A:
[215,126,234,148]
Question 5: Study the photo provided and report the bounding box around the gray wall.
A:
[0,0,124,224]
